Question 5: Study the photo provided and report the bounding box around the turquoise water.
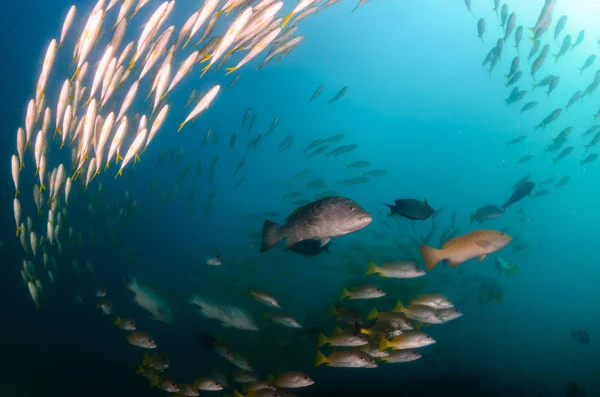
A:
[1,1,598,396]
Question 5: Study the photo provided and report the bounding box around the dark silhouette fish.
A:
[290,239,331,257]
[502,181,535,210]
[384,198,434,220]
[571,329,591,345]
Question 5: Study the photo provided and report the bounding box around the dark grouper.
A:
[260,196,372,252]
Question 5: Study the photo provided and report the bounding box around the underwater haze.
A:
[1,0,599,396]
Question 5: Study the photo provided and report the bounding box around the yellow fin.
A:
[142,353,151,367]
[281,12,293,28]
[266,374,275,386]
[150,372,159,387]
[378,336,389,352]
[134,153,140,163]
[317,333,328,348]
[366,261,378,275]
[116,153,123,163]
[225,67,236,75]
[233,390,246,397]
[315,350,328,367]
[334,326,343,334]
[177,121,186,132]
[366,307,379,321]
[340,287,350,300]
[392,300,404,313]
[113,316,122,325]
[200,63,211,77]
[136,365,144,374]
[330,306,338,317]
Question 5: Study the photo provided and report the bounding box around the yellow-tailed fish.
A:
[110,18,127,53]
[176,10,199,48]
[59,6,76,48]
[178,84,220,131]
[202,8,253,76]
[100,65,124,106]
[35,94,45,122]
[226,27,280,74]
[146,104,169,148]
[281,0,317,28]
[258,36,303,69]
[100,57,117,103]
[71,80,81,116]
[116,128,147,177]
[65,177,72,204]
[86,45,114,105]
[85,157,97,189]
[117,41,134,67]
[95,112,114,169]
[183,0,220,49]
[129,1,169,70]
[152,63,171,110]
[36,39,57,104]
[17,128,25,167]
[139,26,174,80]
[76,9,104,78]
[38,155,46,191]
[77,61,89,82]
[28,281,40,307]
[25,99,35,146]
[166,51,198,94]
[115,0,134,27]
[288,5,318,27]
[41,107,51,137]
[117,80,138,121]
[13,198,22,236]
[53,164,65,202]
[34,130,45,172]
[11,155,19,197]
[61,105,72,149]
[106,116,128,167]
[55,80,70,136]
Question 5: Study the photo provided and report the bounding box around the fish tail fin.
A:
[177,121,186,132]
[419,245,444,271]
[384,203,395,216]
[317,333,328,348]
[315,350,328,367]
[70,66,79,82]
[142,353,151,367]
[378,337,390,352]
[330,306,338,317]
[200,63,211,77]
[340,287,351,300]
[225,67,236,75]
[281,12,293,28]
[365,261,378,275]
[260,220,282,252]
[149,372,159,387]
[366,307,379,321]
[136,365,144,374]
[113,316,122,326]
[234,390,246,397]
[392,300,404,313]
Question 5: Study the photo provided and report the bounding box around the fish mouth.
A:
[357,215,372,225]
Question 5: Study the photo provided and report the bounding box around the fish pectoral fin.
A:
[319,237,331,247]
[478,254,487,262]
[475,240,492,248]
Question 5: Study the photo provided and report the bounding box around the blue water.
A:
[1,0,599,396]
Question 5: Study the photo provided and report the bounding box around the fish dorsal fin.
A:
[423,197,428,206]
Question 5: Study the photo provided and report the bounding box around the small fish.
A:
[309,84,324,101]
[379,332,435,351]
[410,294,454,310]
[470,205,504,224]
[340,284,385,300]
[521,101,537,113]
[477,18,485,43]
[365,261,425,279]
[327,86,347,104]
[114,316,136,331]
[142,352,169,371]
[268,313,302,328]
[127,331,157,349]
[533,189,551,198]
[579,55,596,74]
[384,198,434,220]
[318,327,369,348]
[249,290,280,308]
[553,146,574,164]
[506,136,526,145]
[268,372,314,389]
[379,350,422,364]
[554,15,567,42]
[346,160,370,171]
[572,30,585,50]
[195,378,223,391]
[315,350,377,368]
[556,176,570,188]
